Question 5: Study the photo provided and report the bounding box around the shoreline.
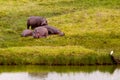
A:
[0,46,119,65]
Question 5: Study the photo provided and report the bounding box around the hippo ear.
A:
[41,20,47,25]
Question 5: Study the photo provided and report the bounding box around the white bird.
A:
[110,51,114,55]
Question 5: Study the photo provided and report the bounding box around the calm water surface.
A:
[0,65,119,80]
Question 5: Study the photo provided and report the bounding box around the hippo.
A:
[42,25,65,36]
[27,16,48,29]
[21,29,33,37]
[32,27,48,38]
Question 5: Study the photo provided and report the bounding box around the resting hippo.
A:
[33,27,48,38]
[27,16,48,29]
[42,25,65,36]
[21,29,33,37]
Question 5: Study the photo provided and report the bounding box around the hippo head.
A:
[32,30,41,38]
[21,29,33,37]
[41,20,48,26]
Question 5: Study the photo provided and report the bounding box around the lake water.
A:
[0,65,119,80]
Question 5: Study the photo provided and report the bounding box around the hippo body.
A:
[27,16,48,29]
[21,29,33,37]
[33,27,48,38]
[42,25,65,36]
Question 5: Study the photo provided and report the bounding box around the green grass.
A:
[0,0,120,65]
[0,46,113,65]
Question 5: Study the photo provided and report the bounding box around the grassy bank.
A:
[0,0,120,65]
[0,46,113,65]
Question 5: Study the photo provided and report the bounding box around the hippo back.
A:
[27,16,48,29]
[33,27,48,38]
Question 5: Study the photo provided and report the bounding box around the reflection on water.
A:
[0,65,119,80]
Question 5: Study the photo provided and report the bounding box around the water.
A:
[0,65,119,80]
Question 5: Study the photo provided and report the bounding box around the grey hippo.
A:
[21,29,33,37]
[32,27,48,38]
[42,25,65,36]
[27,16,48,29]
